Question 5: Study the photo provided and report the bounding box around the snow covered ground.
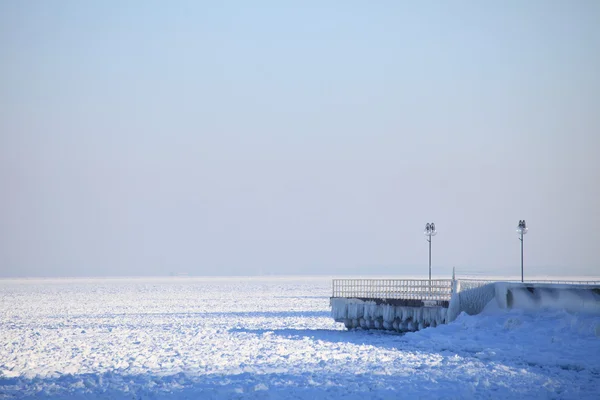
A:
[1,276,599,399]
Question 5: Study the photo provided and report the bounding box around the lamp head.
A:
[425,222,437,236]
[517,219,528,234]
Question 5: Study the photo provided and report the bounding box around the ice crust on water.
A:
[1,276,599,399]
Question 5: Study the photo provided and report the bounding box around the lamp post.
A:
[516,220,528,282]
[424,223,437,285]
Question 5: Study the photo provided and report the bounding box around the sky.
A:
[1,1,599,278]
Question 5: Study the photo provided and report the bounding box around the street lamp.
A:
[516,220,528,282]
[424,222,437,284]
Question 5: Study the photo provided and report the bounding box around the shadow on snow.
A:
[229,327,406,349]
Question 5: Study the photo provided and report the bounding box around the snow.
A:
[1,276,599,399]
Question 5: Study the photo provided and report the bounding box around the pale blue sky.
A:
[1,1,599,277]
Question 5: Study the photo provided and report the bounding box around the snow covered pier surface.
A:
[331,278,600,332]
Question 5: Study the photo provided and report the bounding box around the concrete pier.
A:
[331,278,600,332]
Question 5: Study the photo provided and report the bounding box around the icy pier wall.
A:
[330,298,448,332]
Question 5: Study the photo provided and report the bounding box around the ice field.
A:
[1,276,599,399]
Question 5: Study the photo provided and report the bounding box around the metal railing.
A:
[332,278,600,302]
[456,279,600,291]
[332,279,600,301]
[332,279,453,301]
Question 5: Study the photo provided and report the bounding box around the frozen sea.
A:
[1,276,599,399]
